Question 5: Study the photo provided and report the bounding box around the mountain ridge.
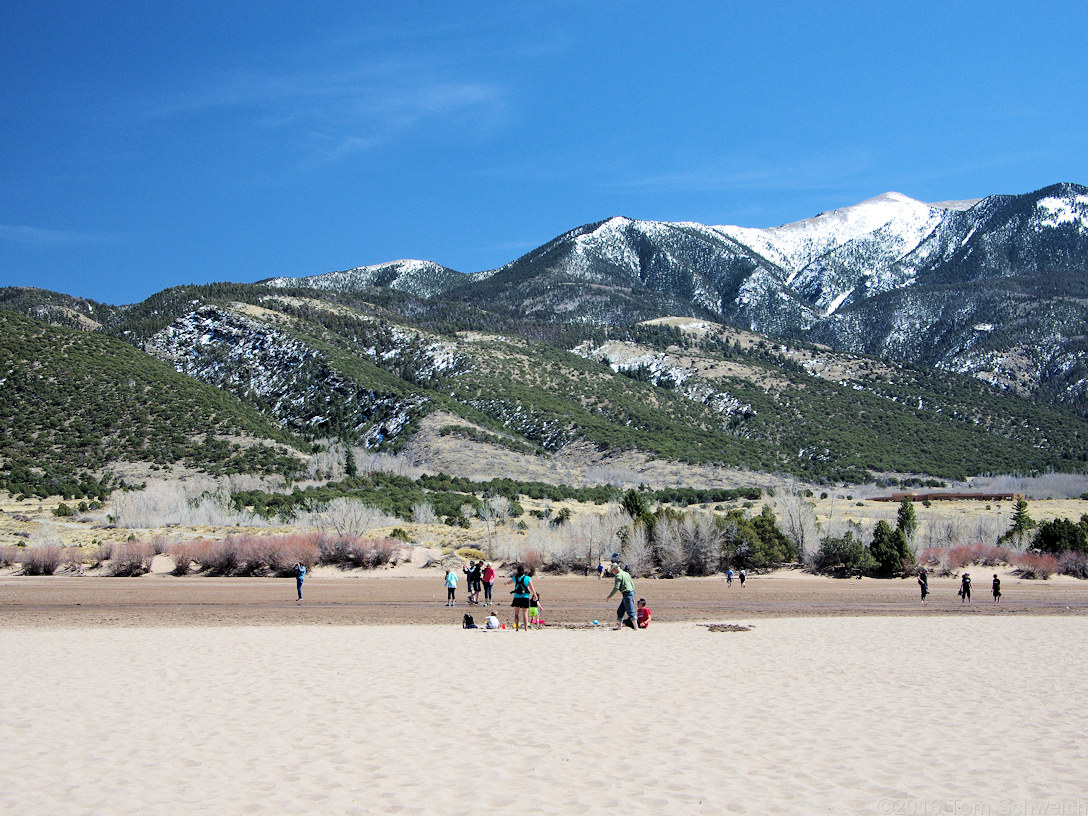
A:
[256,182,1086,410]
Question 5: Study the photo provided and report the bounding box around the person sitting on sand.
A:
[992,573,1001,604]
[294,562,306,603]
[959,572,972,604]
[636,598,651,628]
[918,568,929,605]
[606,564,638,630]
[485,613,500,629]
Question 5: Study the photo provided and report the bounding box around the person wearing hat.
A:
[959,571,972,604]
[606,564,638,630]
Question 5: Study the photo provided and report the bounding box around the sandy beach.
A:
[2,573,1088,814]
[2,617,1086,815]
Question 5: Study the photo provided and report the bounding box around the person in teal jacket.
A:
[294,562,306,603]
[505,564,538,631]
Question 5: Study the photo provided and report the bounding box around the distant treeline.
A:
[231,471,763,523]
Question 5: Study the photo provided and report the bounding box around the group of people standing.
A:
[918,568,1003,605]
[443,560,497,607]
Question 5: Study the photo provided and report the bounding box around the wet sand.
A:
[2,570,1086,627]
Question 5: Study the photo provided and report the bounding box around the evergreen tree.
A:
[621,488,649,521]
[869,520,910,578]
[1003,498,1036,546]
[896,496,918,543]
[1032,517,1088,555]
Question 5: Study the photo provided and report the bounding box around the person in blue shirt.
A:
[505,565,538,631]
[294,562,306,603]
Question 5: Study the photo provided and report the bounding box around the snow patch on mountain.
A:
[570,339,755,424]
[264,260,461,299]
[1035,194,1088,230]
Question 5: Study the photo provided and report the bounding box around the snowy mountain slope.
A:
[262,259,462,299]
[246,182,1088,410]
[144,304,428,445]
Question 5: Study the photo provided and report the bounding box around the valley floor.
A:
[3,570,1086,628]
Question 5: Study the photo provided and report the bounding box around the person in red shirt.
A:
[636,598,651,628]
[482,562,496,607]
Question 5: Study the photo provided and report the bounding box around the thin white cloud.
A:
[146,60,507,163]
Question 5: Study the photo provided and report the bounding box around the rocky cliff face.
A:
[144,305,429,446]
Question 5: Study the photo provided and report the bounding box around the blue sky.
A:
[3,1,1086,305]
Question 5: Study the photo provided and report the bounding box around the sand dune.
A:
[2,617,1086,815]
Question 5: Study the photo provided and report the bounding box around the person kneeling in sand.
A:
[636,598,651,628]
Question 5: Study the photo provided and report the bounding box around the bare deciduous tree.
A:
[776,483,818,565]
[478,496,511,558]
[411,502,439,525]
[655,517,686,576]
[315,498,392,538]
[622,522,652,576]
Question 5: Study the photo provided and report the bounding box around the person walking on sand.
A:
[294,562,306,603]
[444,569,458,606]
[739,568,746,587]
[726,568,734,587]
[505,565,537,631]
[597,562,605,580]
[992,573,1001,604]
[959,572,972,604]
[918,568,929,605]
[482,562,496,606]
[606,564,638,630]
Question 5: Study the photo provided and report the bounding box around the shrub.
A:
[109,541,156,576]
[167,532,398,574]
[1012,552,1058,579]
[1,545,24,568]
[319,534,396,569]
[456,547,487,561]
[520,549,544,575]
[52,503,74,517]
[63,547,86,572]
[812,533,878,577]
[22,545,63,575]
[1058,550,1088,579]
